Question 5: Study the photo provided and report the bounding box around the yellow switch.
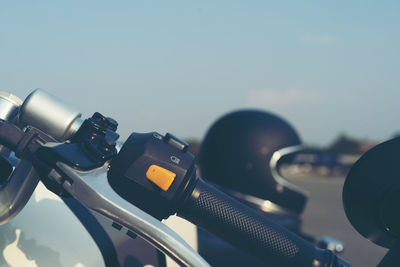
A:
[146,165,176,191]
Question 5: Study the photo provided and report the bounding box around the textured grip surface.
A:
[178,178,317,266]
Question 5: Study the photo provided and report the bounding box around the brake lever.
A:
[54,161,209,267]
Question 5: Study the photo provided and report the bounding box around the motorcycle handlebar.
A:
[0,88,351,266]
[178,178,349,267]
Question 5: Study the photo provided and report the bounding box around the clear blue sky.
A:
[1,1,399,145]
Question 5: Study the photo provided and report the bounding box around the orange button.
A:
[146,165,176,191]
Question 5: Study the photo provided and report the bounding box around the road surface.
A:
[286,173,388,267]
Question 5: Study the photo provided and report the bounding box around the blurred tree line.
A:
[185,133,383,156]
[325,134,368,154]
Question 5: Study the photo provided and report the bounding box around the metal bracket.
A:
[0,159,40,225]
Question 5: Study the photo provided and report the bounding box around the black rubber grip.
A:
[178,178,349,267]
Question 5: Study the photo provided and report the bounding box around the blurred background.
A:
[1,1,399,266]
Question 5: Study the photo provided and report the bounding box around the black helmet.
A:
[197,109,308,214]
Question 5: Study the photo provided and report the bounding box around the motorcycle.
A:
[0,89,349,266]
